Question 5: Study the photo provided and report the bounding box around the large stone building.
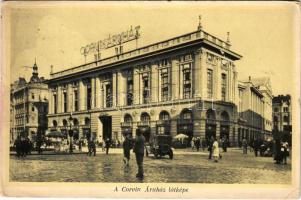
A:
[10,62,49,143]
[237,77,273,143]
[47,25,243,145]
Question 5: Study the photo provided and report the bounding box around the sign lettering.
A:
[80,25,141,56]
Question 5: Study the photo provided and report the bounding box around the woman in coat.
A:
[213,138,220,162]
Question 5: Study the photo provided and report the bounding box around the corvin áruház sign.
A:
[80,25,141,56]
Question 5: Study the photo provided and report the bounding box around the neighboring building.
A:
[272,95,292,134]
[47,24,242,145]
[251,77,273,135]
[237,77,265,143]
[10,62,49,143]
[237,77,273,143]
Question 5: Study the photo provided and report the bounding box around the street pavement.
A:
[9,148,291,184]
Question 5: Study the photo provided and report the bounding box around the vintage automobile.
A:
[145,134,173,159]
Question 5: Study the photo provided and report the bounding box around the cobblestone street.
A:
[10,148,291,184]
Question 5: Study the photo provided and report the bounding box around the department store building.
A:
[47,25,242,145]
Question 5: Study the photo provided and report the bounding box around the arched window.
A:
[141,112,150,122]
[52,120,58,127]
[159,111,170,121]
[221,111,230,121]
[63,119,68,127]
[124,114,133,123]
[206,109,216,120]
[73,118,79,126]
[180,109,192,120]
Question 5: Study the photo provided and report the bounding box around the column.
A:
[57,86,62,113]
[79,79,85,111]
[201,50,207,99]
[67,83,73,112]
[117,71,126,106]
[91,77,95,109]
[133,69,140,105]
[49,91,53,114]
[215,57,221,101]
[171,58,179,100]
[193,50,202,97]
[95,77,101,108]
[151,63,159,102]
[112,71,117,107]
[179,64,183,99]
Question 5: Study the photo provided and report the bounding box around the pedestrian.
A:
[105,138,111,155]
[14,136,22,157]
[79,139,82,152]
[281,141,288,164]
[123,134,132,166]
[202,139,207,151]
[133,129,145,179]
[212,137,220,162]
[274,139,282,164]
[102,139,105,152]
[195,137,200,152]
[87,140,92,156]
[222,137,228,152]
[208,136,214,159]
[242,138,248,154]
[253,138,259,157]
[92,139,96,156]
[191,137,195,150]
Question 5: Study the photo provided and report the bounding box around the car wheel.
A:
[169,149,173,159]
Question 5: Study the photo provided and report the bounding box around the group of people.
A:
[14,136,33,157]
[241,137,290,164]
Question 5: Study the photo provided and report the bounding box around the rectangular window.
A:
[87,84,91,110]
[31,93,34,99]
[106,84,112,107]
[126,70,133,106]
[161,69,170,101]
[53,94,57,114]
[283,107,288,112]
[63,91,67,112]
[221,73,227,101]
[74,90,78,111]
[142,73,150,104]
[207,69,213,98]
[183,64,192,99]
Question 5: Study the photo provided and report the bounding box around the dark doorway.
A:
[100,116,112,140]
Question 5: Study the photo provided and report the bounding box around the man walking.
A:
[133,129,145,179]
[208,136,214,159]
[123,134,132,166]
[105,138,111,155]
[242,138,248,154]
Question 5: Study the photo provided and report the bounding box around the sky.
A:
[7,2,299,96]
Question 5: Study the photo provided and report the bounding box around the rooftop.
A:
[49,29,242,81]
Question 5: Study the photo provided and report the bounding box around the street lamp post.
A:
[68,114,73,153]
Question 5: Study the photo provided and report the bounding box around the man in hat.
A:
[133,129,145,179]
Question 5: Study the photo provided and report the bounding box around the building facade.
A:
[272,95,292,133]
[10,63,49,143]
[236,77,273,143]
[47,27,242,145]
[251,77,273,135]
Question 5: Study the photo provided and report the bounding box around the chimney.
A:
[249,76,251,82]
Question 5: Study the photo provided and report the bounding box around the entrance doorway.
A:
[100,116,112,140]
